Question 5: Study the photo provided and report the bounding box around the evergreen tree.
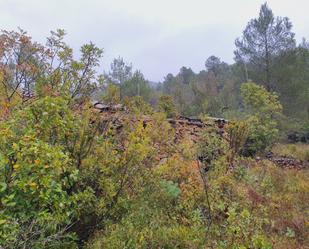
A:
[235,3,296,90]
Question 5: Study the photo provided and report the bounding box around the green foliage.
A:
[102,83,120,105]
[0,28,103,104]
[197,129,226,167]
[241,82,283,155]
[124,96,153,115]
[86,166,205,249]
[106,57,133,85]
[272,143,309,161]
[158,95,178,118]
[0,21,308,249]
[226,120,250,166]
[1,90,308,249]
[0,97,78,248]
[202,158,309,249]
[159,61,240,117]
[227,120,250,155]
[235,2,296,90]
[0,96,171,248]
[241,82,282,116]
[121,70,151,101]
[160,180,181,199]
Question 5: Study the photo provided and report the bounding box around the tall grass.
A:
[272,143,309,161]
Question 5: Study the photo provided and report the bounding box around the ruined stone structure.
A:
[92,102,308,170]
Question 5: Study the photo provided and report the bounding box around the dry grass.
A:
[272,143,309,161]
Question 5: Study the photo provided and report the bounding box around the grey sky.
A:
[1,0,309,81]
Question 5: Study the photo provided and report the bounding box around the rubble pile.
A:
[167,116,227,143]
[92,102,308,170]
[268,156,308,170]
[92,102,228,143]
[263,152,309,169]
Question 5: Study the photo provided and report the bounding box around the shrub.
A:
[240,82,283,155]
[158,95,178,118]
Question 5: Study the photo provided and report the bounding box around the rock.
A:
[287,131,309,143]
[268,156,307,170]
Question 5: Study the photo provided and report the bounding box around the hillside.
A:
[1,2,309,248]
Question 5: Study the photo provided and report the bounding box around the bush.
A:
[158,95,178,118]
[240,82,283,155]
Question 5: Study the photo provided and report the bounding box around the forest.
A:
[0,3,308,249]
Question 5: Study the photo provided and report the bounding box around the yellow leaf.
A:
[29,182,37,189]
[13,164,20,170]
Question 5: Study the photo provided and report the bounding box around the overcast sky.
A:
[1,0,309,81]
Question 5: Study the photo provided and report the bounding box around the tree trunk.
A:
[265,35,271,90]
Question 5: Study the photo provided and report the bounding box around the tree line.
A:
[102,3,308,126]
[1,3,308,126]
